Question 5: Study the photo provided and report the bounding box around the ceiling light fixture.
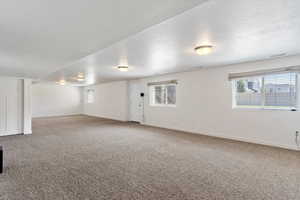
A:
[117,66,129,72]
[270,53,287,58]
[77,73,84,78]
[195,45,213,55]
[57,80,66,85]
[75,73,85,81]
[77,77,85,82]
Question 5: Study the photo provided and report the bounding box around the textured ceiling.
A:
[1,0,300,85]
[45,0,300,85]
[0,0,207,78]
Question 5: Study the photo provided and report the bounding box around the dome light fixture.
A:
[117,66,129,72]
[76,73,85,81]
[77,77,85,82]
[77,73,84,78]
[195,45,213,55]
[57,79,66,85]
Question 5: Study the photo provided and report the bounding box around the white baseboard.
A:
[32,113,83,118]
[23,130,32,135]
[200,131,298,151]
[28,115,300,151]
[143,122,299,151]
[83,114,128,122]
[0,130,22,137]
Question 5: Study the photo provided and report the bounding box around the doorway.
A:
[128,80,144,123]
[0,78,23,136]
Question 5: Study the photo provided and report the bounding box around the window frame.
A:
[232,73,299,111]
[86,89,95,104]
[149,84,177,107]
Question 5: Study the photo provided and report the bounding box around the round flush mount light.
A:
[76,73,85,81]
[117,66,129,72]
[270,53,287,58]
[77,73,84,78]
[195,45,213,55]
[77,77,85,82]
[57,80,66,85]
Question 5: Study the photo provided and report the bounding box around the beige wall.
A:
[84,55,300,150]
[137,55,300,150]
[32,83,83,118]
[83,81,128,121]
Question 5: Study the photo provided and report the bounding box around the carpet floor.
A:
[0,115,299,200]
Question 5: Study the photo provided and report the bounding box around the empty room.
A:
[1,0,300,199]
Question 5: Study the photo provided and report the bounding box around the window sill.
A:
[150,104,176,108]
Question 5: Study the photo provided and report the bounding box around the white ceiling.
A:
[45,0,300,85]
[2,0,300,85]
[0,0,207,78]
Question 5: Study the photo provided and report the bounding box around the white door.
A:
[128,80,144,123]
[0,79,22,136]
[0,95,6,133]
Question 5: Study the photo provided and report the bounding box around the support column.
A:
[23,79,32,135]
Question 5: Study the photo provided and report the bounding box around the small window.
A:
[87,89,95,104]
[233,72,297,110]
[150,84,176,106]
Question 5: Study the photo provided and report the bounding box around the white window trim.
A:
[150,84,177,107]
[86,89,95,104]
[151,104,177,108]
[232,73,299,111]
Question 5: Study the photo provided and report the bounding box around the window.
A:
[150,84,176,106]
[233,72,298,110]
[86,89,95,104]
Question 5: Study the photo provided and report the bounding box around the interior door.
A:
[0,79,22,136]
[0,95,6,133]
[129,80,144,123]
[6,80,22,134]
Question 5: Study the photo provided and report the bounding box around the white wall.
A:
[32,83,83,118]
[134,55,300,150]
[78,55,300,150]
[83,81,128,121]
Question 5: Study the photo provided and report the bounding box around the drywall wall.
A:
[32,83,83,118]
[83,81,128,121]
[134,55,300,150]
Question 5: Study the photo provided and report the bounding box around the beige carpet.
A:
[0,115,299,200]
